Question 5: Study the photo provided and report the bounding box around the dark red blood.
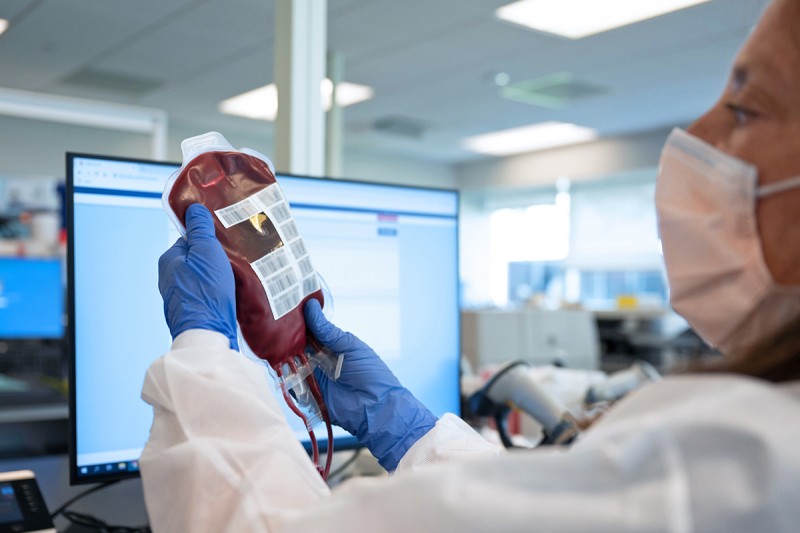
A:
[168,151,323,369]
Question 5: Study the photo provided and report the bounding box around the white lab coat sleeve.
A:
[272,376,800,532]
[396,413,502,472]
[139,329,329,533]
[142,339,800,533]
[274,420,668,532]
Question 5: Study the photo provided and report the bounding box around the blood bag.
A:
[163,131,335,477]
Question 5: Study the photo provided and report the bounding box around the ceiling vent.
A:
[500,72,607,109]
[372,115,427,138]
[59,68,163,98]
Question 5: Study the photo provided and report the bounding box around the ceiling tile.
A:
[0,0,777,164]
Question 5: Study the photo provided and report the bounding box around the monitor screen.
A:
[67,152,460,484]
[0,257,63,339]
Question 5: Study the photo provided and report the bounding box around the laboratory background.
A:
[0,0,770,531]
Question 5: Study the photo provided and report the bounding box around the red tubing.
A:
[280,385,320,471]
[323,416,334,478]
[305,373,334,478]
[277,365,322,477]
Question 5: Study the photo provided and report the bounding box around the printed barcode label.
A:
[273,289,301,318]
[302,275,320,295]
[255,185,283,206]
[228,183,319,320]
[269,203,291,224]
[215,199,261,228]
[298,256,314,277]
[266,268,298,296]
[290,240,307,259]
[252,248,290,279]
[280,221,299,241]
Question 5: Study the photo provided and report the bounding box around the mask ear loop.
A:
[756,175,800,198]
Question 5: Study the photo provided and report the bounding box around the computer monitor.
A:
[0,258,63,339]
[67,152,460,484]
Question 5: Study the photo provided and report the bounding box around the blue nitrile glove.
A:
[304,299,437,471]
[158,203,238,350]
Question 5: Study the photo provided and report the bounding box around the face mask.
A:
[655,128,800,354]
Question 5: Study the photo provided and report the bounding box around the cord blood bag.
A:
[163,131,334,477]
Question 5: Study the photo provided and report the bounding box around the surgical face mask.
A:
[655,128,800,354]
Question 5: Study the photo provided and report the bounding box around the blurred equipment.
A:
[468,360,579,448]
[594,308,668,372]
[461,309,600,370]
[584,361,661,405]
[0,257,64,379]
[0,256,64,384]
[0,470,56,532]
[0,257,67,459]
[507,261,563,305]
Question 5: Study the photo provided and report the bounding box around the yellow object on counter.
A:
[616,295,639,309]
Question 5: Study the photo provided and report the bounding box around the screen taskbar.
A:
[77,459,140,479]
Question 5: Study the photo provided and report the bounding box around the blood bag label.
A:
[214,184,320,320]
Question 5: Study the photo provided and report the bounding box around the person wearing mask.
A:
[140,0,800,530]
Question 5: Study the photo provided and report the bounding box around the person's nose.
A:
[687,103,727,147]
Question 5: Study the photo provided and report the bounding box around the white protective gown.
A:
[140,330,800,532]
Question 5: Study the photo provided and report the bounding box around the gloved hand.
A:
[304,299,437,471]
[158,204,239,350]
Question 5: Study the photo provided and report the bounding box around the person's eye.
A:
[725,103,757,125]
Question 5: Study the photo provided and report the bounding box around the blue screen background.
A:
[74,202,172,459]
[0,258,63,338]
[395,224,460,416]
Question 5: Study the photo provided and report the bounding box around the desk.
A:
[0,455,148,532]
[591,308,667,321]
[0,404,68,424]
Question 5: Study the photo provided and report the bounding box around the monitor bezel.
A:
[67,151,461,485]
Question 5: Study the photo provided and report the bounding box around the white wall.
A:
[455,127,670,191]
[459,192,493,306]
[341,150,456,188]
[0,115,153,178]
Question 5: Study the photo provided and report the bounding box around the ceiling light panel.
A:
[219,85,278,121]
[496,0,713,39]
[321,78,374,109]
[219,80,373,121]
[463,121,598,156]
